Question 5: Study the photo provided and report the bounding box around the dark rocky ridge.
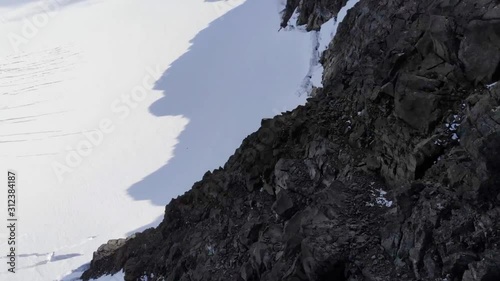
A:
[280,0,348,30]
[83,0,500,280]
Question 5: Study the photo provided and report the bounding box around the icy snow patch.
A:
[89,271,125,281]
[447,114,461,140]
[286,0,361,95]
[373,189,393,208]
[280,8,308,32]
[486,82,498,89]
[309,0,360,89]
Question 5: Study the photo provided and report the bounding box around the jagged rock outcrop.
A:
[83,0,500,280]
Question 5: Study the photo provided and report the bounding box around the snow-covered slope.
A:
[0,0,317,280]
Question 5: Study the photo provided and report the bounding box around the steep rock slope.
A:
[83,0,500,280]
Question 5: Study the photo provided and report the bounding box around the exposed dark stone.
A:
[272,190,295,219]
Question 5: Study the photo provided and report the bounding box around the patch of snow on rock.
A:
[288,0,361,95]
[374,189,393,208]
[310,0,361,89]
[486,81,498,89]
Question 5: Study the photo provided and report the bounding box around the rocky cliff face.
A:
[82,0,500,280]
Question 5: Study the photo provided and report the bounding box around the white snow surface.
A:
[0,0,320,280]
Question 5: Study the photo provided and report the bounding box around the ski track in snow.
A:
[0,0,358,280]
